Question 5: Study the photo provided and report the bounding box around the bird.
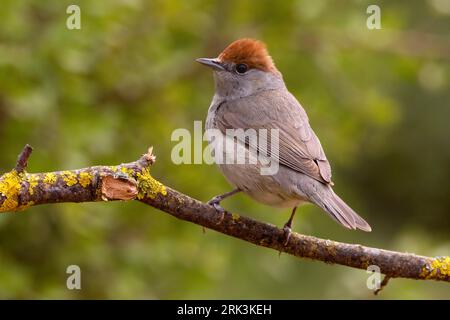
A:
[196,38,371,240]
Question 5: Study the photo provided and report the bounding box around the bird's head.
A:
[196,38,284,99]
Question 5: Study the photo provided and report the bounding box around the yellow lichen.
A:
[136,168,166,199]
[62,171,78,187]
[0,170,23,212]
[26,174,40,195]
[79,172,92,188]
[421,256,450,280]
[43,173,57,184]
[232,213,240,221]
[120,167,135,177]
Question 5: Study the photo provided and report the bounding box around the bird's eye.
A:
[235,63,248,74]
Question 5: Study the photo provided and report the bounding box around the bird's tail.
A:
[311,187,372,232]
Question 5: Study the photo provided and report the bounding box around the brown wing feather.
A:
[215,88,332,184]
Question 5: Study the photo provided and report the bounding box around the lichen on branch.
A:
[421,256,450,280]
[0,146,163,212]
[0,144,449,291]
[0,169,26,211]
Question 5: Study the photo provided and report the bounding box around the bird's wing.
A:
[214,89,332,184]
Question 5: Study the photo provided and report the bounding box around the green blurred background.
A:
[0,0,449,299]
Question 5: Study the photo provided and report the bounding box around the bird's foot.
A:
[279,224,293,257]
[208,197,225,224]
[282,223,292,246]
[207,196,225,213]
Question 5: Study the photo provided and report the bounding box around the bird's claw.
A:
[207,197,224,213]
[208,198,225,224]
[282,224,292,246]
[211,203,225,213]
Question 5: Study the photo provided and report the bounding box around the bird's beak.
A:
[195,58,225,71]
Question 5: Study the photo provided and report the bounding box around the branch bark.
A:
[1,145,449,289]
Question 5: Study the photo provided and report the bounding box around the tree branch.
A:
[15,144,33,173]
[1,145,449,289]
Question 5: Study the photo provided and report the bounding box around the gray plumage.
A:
[199,38,371,232]
[207,88,371,232]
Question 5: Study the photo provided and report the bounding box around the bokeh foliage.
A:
[0,0,449,299]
